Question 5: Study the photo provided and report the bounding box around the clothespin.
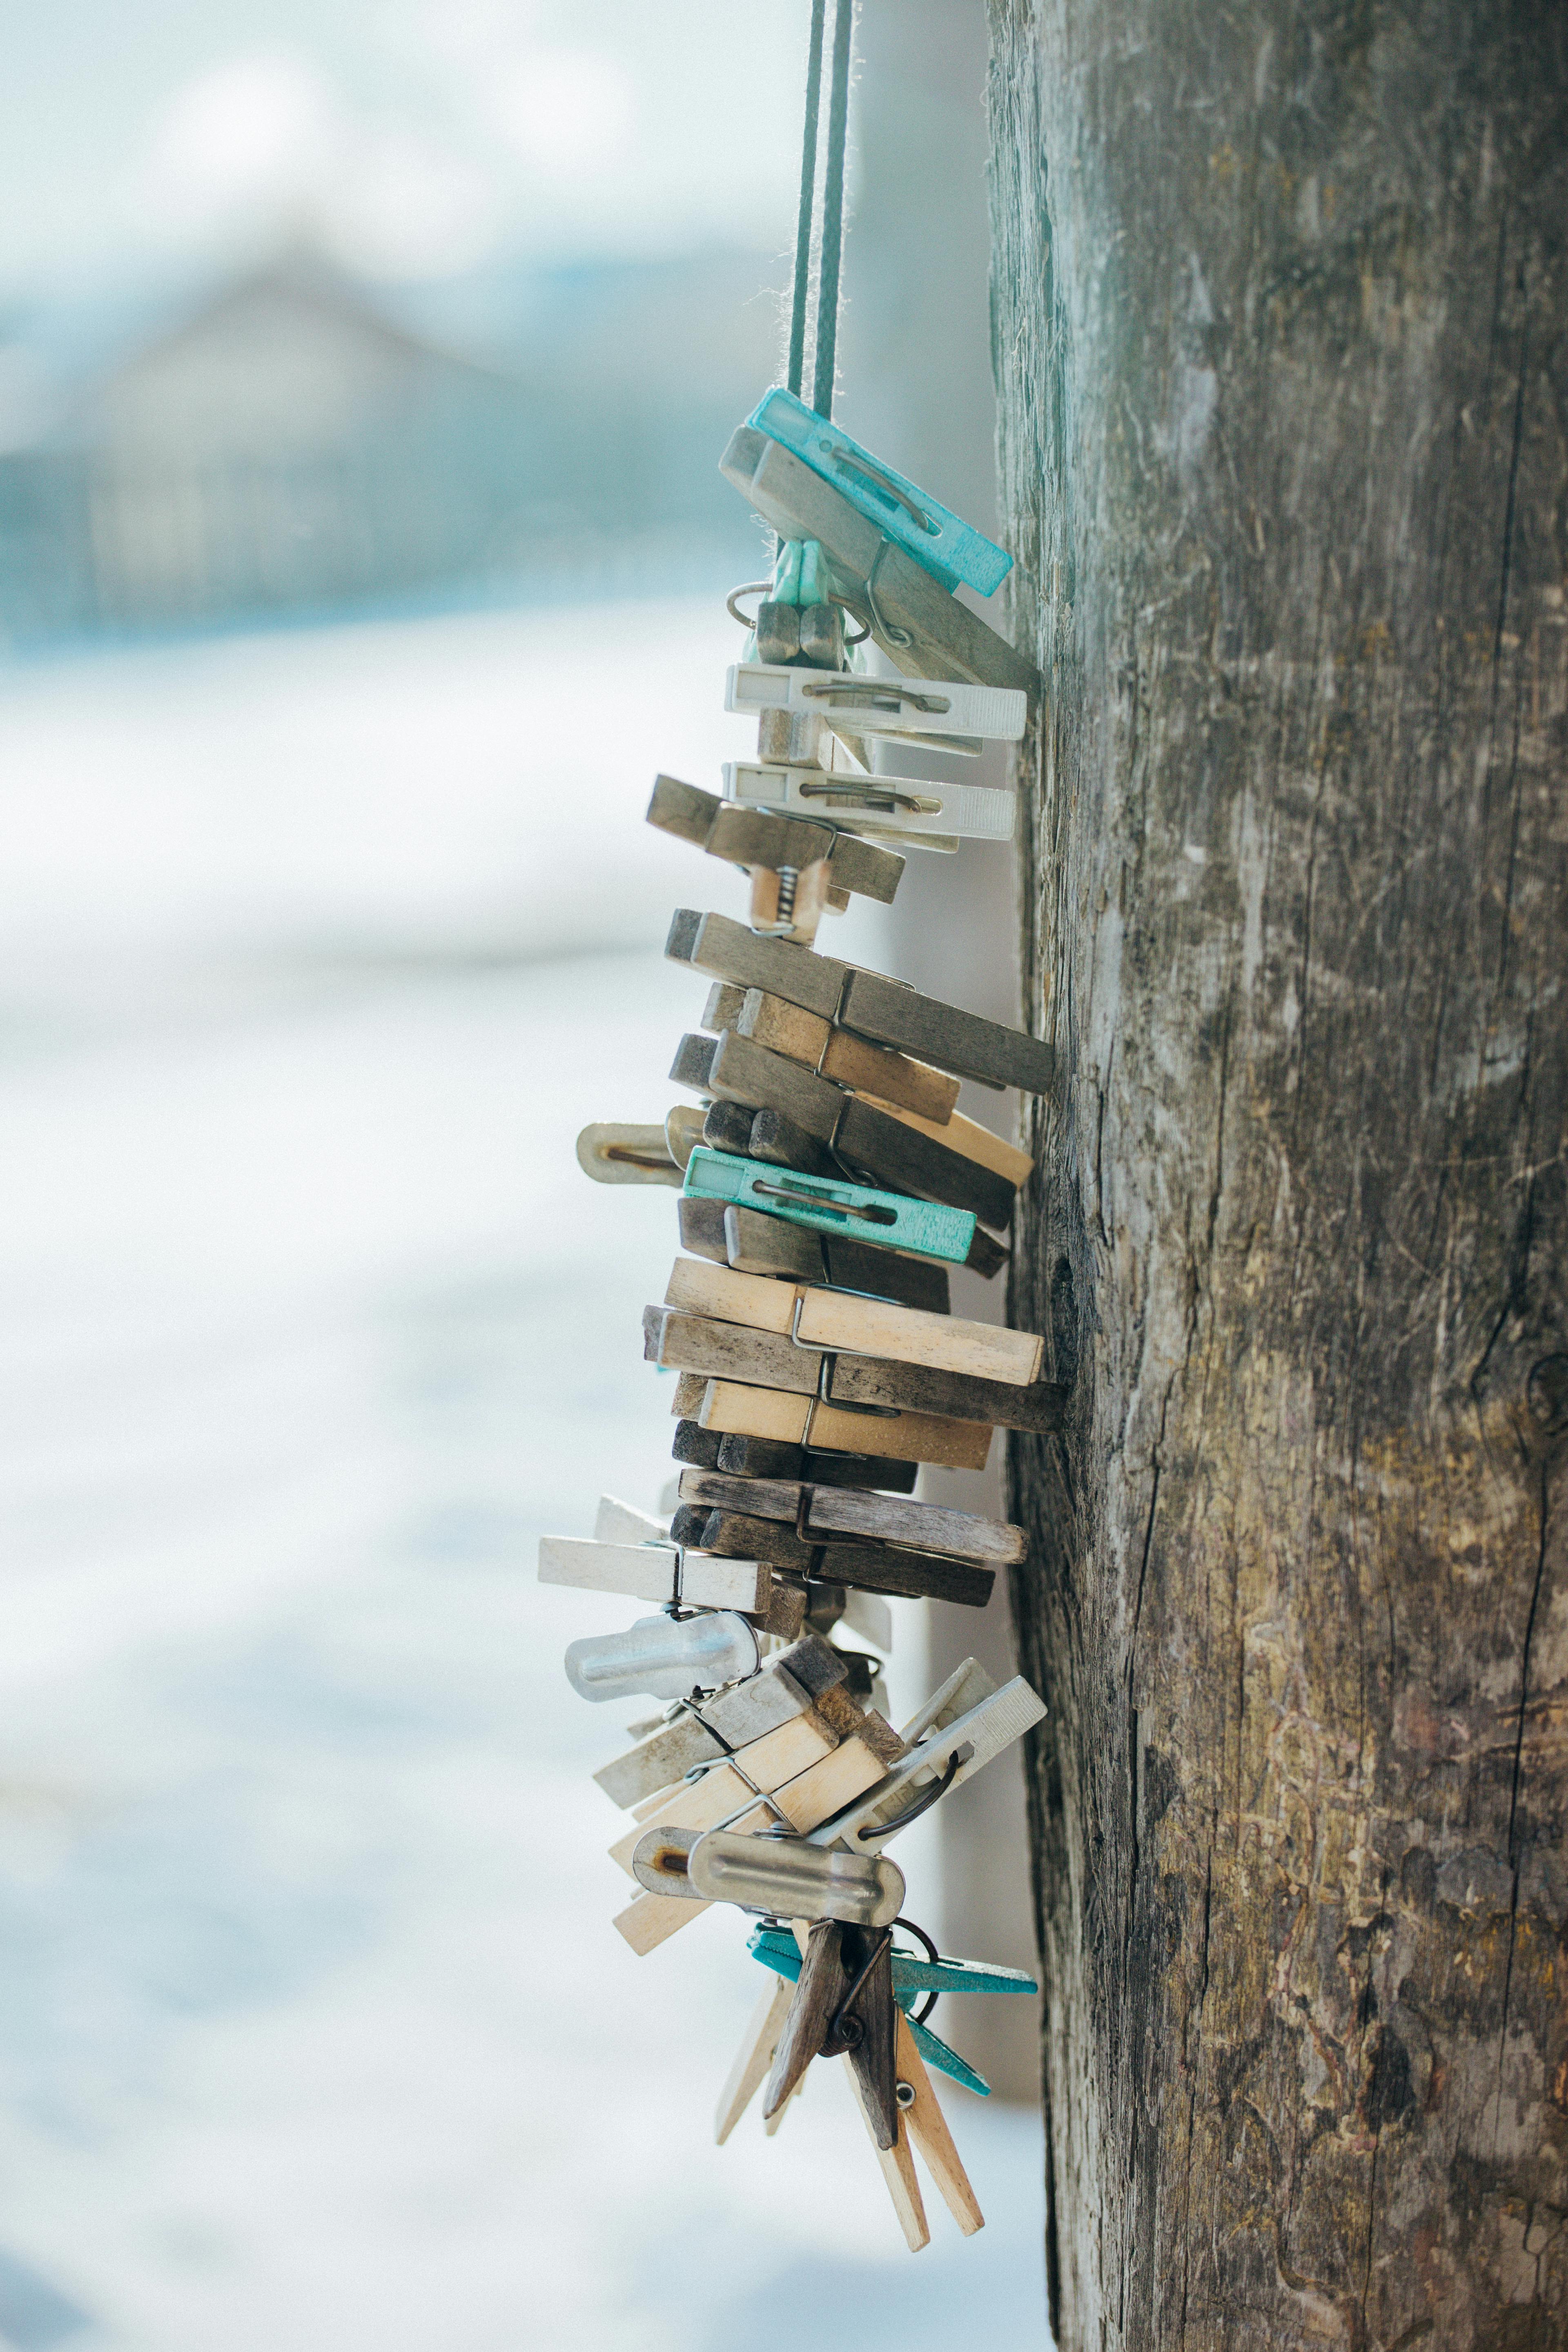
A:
[592,1630,856,1807]
[670,1417,921,1498]
[682,1146,976,1267]
[726,661,1027,756]
[629,1824,904,1927]
[644,1294,1066,1438]
[667,907,1056,1096]
[667,1497,994,1608]
[751,535,847,672]
[720,425,1040,698]
[663,1253,1044,1389]
[746,1923,1033,2101]
[671,1454,1026,1570]
[672,1026,1023,1229]
[805,1666,1048,1854]
[748,389,1014,600]
[702,982,960,1125]
[689,1371,996,1474]
[537,1532,771,1616]
[563,1610,761,1704]
[575,1120,682,1187]
[724,759,1013,846]
[646,774,903,916]
[676,1195,954,1315]
[762,1917,902,2151]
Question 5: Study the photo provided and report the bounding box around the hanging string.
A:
[785,0,826,400]
[786,0,855,423]
[811,0,854,421]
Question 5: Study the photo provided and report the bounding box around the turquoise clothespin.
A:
[748,1924,1035,2001]
[683,1147,976,1267]
[746,1926,1032,2099]
[749,387,1014,599]
[771,537,830,608]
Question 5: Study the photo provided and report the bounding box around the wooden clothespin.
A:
[592,1630,855,1808]
[538,1532,769,1615]
[663,1253,1042,1387]
[644,1296,1067,1437]
[668,1501,994,1608]
[762,1918,902,2152]
[646,774,903,918]
[748,390,1015,600]
[706,983,961,1125]
[672,1458,1026,1569]
[720,425,1040,698]
[667,907,1056,1096]
[804,1667,1048,1855]
[690,1374,996,1473]
[672,1028,1021,1227]
[670,1418,921,1497]
[677,1194,955,1315]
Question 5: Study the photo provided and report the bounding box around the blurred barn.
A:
[0,246,777,640]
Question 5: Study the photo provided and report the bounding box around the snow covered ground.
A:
[0,601,1047,2349]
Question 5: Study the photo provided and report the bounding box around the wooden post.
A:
[988,3,1568,2343]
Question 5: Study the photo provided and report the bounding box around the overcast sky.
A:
[1,0,816,294]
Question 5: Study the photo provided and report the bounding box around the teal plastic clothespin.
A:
[682,1147,976,1267]
[771,537,830,608]
[748,1923,1035,2001]
[746,1925,1036,2100]
[749,387,1014,599]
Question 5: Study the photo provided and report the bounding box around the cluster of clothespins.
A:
[539,386,1058,2251]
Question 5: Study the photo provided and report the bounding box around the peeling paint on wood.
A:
[986,3,1568,2344]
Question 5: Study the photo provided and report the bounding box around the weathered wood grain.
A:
[833,1093,1019,1228]
[989,2,1568,2343]
[684,1506,996,1609]
[700,1100,755,1158]
[646,1305,1067,1431]
[675,1465,1027,1566]
[667,906,1056,1092]
[710,1429,922,1494]
[663,1253,1040,1383]
[722,1209,952,1314]
[764,1918,850,2119]
[697,1377,995,1472]
[739,987,961,1122]
[646,772,905,905]
[676,1196,731,1263]
[855,1094,1036,1190]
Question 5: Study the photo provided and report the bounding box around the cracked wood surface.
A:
[986,4,1568,2345]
